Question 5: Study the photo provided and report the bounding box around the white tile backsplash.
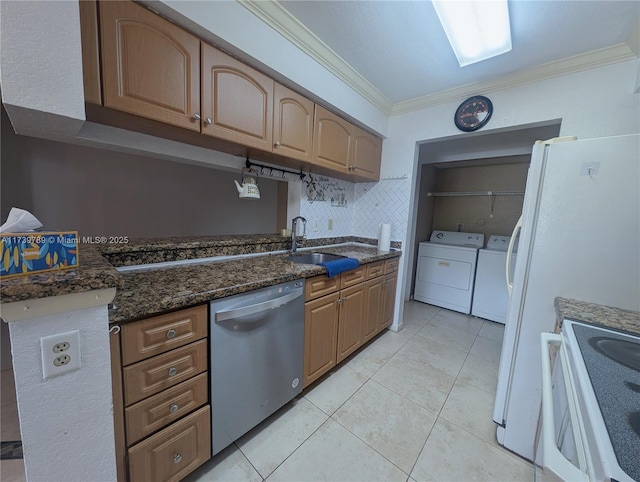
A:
[297,175,410,245]
[299,176,355,239]
[353,179,411,242]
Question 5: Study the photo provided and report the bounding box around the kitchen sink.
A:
[284,252,345,264]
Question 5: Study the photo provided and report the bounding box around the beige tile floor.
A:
[1,302,533,482]
[186,302,533,482]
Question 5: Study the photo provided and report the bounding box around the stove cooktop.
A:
[569,320,640,481]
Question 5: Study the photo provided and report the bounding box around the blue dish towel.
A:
[319,258,360,278]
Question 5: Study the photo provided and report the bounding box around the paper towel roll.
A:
[378,223,391,252]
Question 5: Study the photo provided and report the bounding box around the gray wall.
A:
[1,107,282,237]
[432,159,529,237]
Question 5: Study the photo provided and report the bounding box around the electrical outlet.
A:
[328,219,334,230]
[40,330,81,379]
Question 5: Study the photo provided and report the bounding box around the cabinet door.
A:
[381,272,398,330]
[303,292,339,387]
[363,277,383,343]
[128,406,210,482]
[273,83,314,162]
[312,105,353,174]
[201,44,274,150]
[336,284,365,363]
[100,1,201,131]
[79,0,101,104]
[352,126,382,181]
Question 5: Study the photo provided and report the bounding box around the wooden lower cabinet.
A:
[336,283,366,363]
[303,260,399,388]
[381,271,398,330]
[110,304,210,481]
[303,292,339,387]
[128,406,211,482]
[363,277,384,343]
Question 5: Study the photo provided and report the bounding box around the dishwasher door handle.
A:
[215,289,303,323]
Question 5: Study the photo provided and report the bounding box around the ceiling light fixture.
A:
[432,0,512,67]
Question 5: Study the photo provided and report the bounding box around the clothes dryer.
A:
[471,235,518,324]
[414,231,484,314]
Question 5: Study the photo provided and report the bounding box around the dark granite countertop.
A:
[555,297,640,336]
[0,232,401,323]
[0,244,123,303]
[110,245,401,323]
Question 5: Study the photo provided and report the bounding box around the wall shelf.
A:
[427,190,524,197]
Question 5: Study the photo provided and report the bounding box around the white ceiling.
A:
[244,0,640,113]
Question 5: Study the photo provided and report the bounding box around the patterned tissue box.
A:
[0,231,79,278]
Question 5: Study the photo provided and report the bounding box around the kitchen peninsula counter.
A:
[110,244,401,323]
[555,297,640,336]
[0,244,122,304]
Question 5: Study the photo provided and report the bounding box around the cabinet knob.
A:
[173,454,182,464]
[168,367,178,376]
[193,113,201,121]
[166,329,176,339]
[205,117,212,125]
[169,403,179,414]
[274,141,281,147]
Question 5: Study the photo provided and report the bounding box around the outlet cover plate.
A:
[40,330,81,379]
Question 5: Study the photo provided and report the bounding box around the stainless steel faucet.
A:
[291,216,307,253]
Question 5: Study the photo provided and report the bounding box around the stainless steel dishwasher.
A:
[209,279,304,456]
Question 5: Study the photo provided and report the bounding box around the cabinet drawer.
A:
[128,405,211,482]
[123,340,208,405]
[384,257,399,274]
[121,305,207,366]
[125,373,208,445]
[366,261,384,279]
[340,267,366,288]
[305,275,339,301]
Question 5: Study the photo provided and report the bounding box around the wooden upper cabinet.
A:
[352,126,382,181]
[312,105,353,174]
[201,44,274,150]
[100,1,201,131]
[273,83,314,162]
[79,0,101,104]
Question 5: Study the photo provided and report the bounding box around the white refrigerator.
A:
[492,133,640,461]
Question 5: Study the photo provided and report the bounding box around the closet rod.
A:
[427,190,525,197]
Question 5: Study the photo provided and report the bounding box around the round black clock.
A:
[454,95,493,132]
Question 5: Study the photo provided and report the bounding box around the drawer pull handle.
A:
[168,367,178,376]
[166,329,177,339]
[169,403,179,414]
[438,261,450,267]
[174,454,182,464]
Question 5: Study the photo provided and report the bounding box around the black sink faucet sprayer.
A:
[291,216,307,253]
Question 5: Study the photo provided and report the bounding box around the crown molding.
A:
[391,43,636,116]
[239,0,393,114]
[239,1,637,118]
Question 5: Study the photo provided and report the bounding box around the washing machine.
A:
[471,235,518,324]
[414,231,484,314]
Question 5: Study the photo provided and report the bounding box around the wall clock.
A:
[454,95,493,132]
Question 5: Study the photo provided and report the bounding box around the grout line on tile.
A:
[329,414,411,477]
[232,442,265,481]
[260,418,335,481]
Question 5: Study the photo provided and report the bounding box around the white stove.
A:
[538,319,640,481]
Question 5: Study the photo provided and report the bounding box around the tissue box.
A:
[0,231,79,278]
